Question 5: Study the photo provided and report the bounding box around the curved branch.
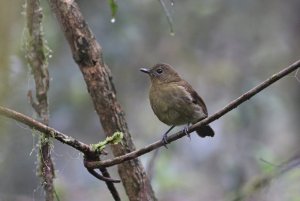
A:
[86,168,121,200]
[85,59,300,169]
[86,168,120,183]
[83,155,121,184]
[0,106,94,155]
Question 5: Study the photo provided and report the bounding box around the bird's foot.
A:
[184,123,191,140]
[162,133,169,149]
[161,125,175,149]
[184,126,191,140]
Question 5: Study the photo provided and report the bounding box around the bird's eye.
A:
[156,68,163,74]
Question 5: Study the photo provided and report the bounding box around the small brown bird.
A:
[140,63,214,145]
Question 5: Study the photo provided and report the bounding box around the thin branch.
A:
[232,154,300,201]
[85,59,300,169]
[0,106,94,155]
[98,167,121,200]
[86,168,120,183]
[84,155,121,183]
[158,0,174,35]
[146,148,160,181]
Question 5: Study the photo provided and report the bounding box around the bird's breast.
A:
[149,83,204,125]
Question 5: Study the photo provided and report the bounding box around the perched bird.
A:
[140,63,214,145]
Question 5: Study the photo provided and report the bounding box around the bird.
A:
[140,63,214,146]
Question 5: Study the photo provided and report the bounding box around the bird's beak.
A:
[140,68,150,74]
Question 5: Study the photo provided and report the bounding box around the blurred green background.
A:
[0,0,299,200]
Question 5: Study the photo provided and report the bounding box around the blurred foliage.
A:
[108,0,118,22]
[0,0,299,201]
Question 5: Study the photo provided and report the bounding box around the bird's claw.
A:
[184,126,191,140]
[162,133,169,149]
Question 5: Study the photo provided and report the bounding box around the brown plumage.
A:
[140,63,214,144]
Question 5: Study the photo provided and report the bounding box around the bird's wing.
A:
[180,80,208,115]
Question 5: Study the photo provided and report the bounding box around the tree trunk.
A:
[48,0,157,200]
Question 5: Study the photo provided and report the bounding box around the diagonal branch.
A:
[0,106,94,155]
[232,153,300,201]
[85,59,300,169]
[0,106,120,184]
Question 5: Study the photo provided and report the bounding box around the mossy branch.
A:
[25,0,54,200]
[91,132,124,154]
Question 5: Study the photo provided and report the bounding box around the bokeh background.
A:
[0,0,299,200]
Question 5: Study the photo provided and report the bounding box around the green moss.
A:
[91,131,123,154]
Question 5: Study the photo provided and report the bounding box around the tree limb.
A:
[85,59,300,169]
[0,106,120,184]
[0,106,94,155]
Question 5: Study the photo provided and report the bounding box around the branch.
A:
[85,59,300,169]
[158,0,174,35]
[87,168,121,201]
[0,106,121,184]
[86,168,120,183]
[0,106,93,155]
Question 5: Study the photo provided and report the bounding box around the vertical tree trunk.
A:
[48,0,157,200]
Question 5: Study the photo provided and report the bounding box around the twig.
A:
[232,154,300,201]
[158,0,174,35]
[98,167,121,200]
[85,59,300,169]
[146,148,160,181]
[86,168,120,183]
[83,154,120,183]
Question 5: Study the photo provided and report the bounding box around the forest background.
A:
[0,0,299,200]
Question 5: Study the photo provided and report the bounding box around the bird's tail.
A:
[196,125,214,137]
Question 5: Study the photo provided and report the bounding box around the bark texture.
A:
[48,0,156,200]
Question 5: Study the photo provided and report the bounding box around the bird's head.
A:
[140,63,181,84]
